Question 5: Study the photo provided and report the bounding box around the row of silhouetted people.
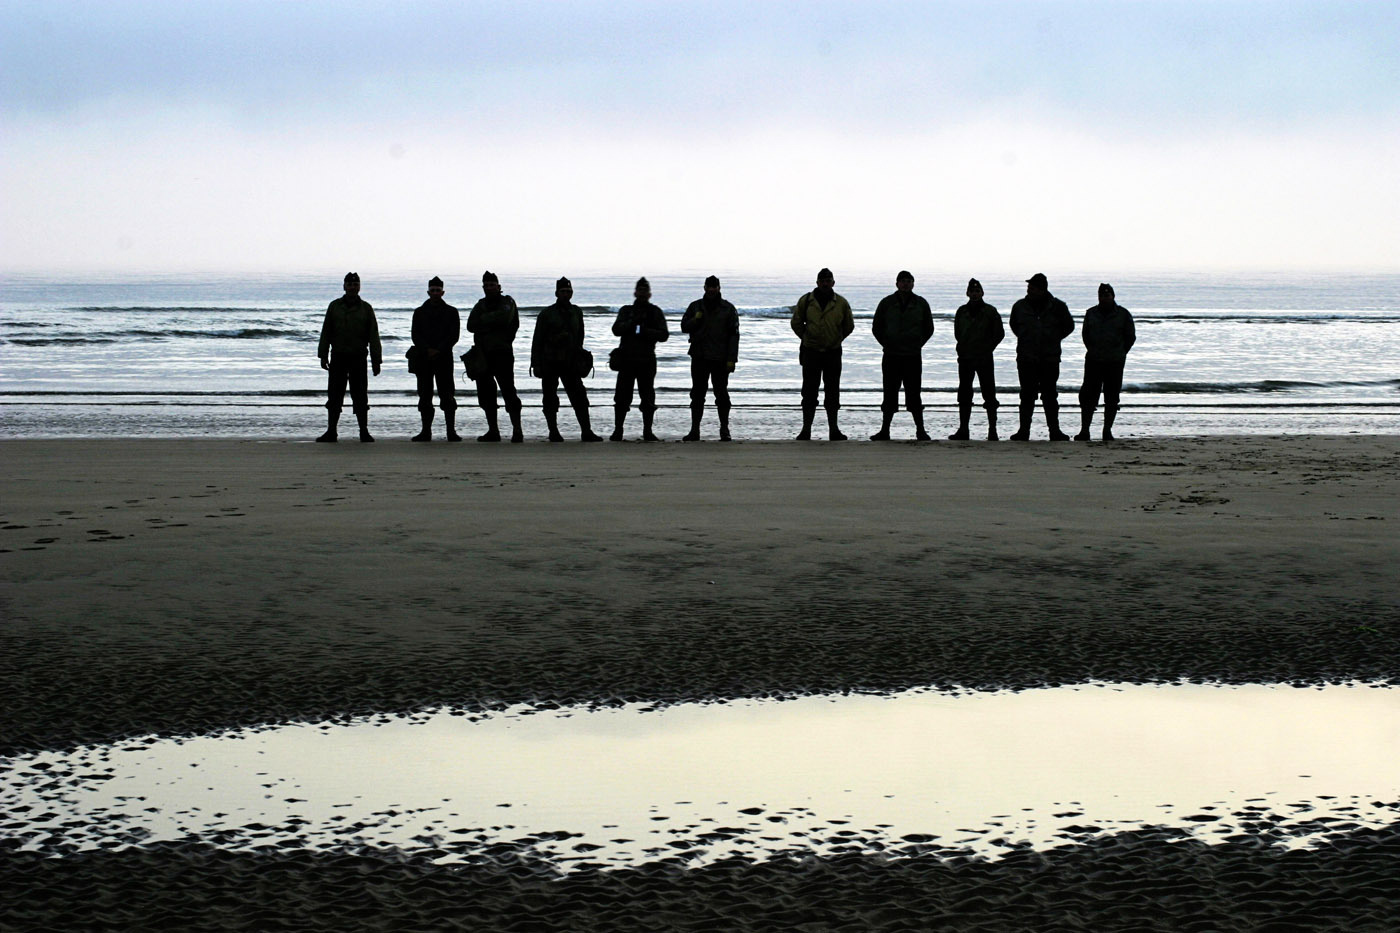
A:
[315,270,1135,443]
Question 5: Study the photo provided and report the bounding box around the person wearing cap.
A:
[790,268,855,441]
[316,272,382,442]
[1076,283,1136,442]
[870,270,935,441]
[466,271,524,442]
[680,275,740,441]
[531,276,603,442]
[410,276,461,442]
[1008,272,1075,441]
[949,278,1004,441]
[610,276,670,441]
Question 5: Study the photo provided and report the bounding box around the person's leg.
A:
[797,348,819,440]
[541,372,564,441]
[903,356,929,440]
[951,356,974,440]
[1076,356,1102,441]
[685,358,706,440]
[872,353,898,440]
[319,358,349,441]
[1042,359,1067,440]
[437,360,460,440]
[1011,357,1037,440]
[413,369,435,441]
[612,370,634,441]
[562,373,601,441]
[713,363,732,441]
[496,356,524,443]
[348,358,372,441]
[476,374,500,441]
[824,349,845,441]
[976,356,999,441]
[638,360,659,441]
[1102,359,1125,440]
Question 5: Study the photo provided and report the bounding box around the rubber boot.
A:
[1010,404,1033,441]
[1074,408,1093,442]
[683,406,703,441]
[913,409,932,442]
[986,407,999,442]
[1103,407,1117,442]
[578,407,603,442]
[545,410,564,442]
[610,406,627,442]
[1046,404,1070,442]
[641,409,659,442]
[478,409,501,442]
[870,410,894,441]
[948,404,971,440]
[719,406,732,442]
[445,410,461,442]
[356,411,373,443]
[796,405,816,441]
[826,408,846,441]
[508,408,523,443]
[317,410,339,442]
[412,411,432,442]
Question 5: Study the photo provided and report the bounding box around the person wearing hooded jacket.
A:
[790,267,855,441]
[531,276,602,442]
[410,276,460,442]
[1008,272,1074,441]
[316,272,381,442]
[680,275,740,441]
[949,277,1004,441]
[870,270,935,441]
[609,276,669,441]
[466,271,523,442]
[1076,282,1136,442]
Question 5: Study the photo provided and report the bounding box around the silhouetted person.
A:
[791,268,855,441]
[680,275,740,441]
[1008,273,1074,441]
[531,277,602,442]
[466,271,523,442]
[316,272,381,442]
[950,278,1004,441]
[1076,282,1136,442]
[870,270,934,441]
[610,276,669,441]
[410,276,460,442]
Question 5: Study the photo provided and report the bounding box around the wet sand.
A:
[3,435,1399,930]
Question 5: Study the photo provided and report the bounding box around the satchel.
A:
[460,346,486,380]
[608,347,624,371]
[405,346,423,374]
[575,348,594,378]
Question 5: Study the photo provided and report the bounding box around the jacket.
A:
[872,291,934,356]
[611,302,670,363]
[467,295,520,354]
[1082,303,1136,362]
[1009,293,1074,361]
[531,302,585,371]
[318,295,382,365]
[791,291,855,351]
[953,300,1005,358]
[681,298,740,363]
[411,297,460,355]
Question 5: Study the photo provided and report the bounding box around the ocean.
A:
[1,270,1397,440]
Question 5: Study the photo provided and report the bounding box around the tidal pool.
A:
[3,683,1398,872]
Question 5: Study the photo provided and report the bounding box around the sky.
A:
[2,0,1398,274]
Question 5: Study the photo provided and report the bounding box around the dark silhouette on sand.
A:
[531,277,602,442]
[410,276,460,442]
[466,271,523,443]
[1077,283,1137,442]
[680,275,740,442]
[316,272,382,442]
[609,277,669,441]
[950,278,1005,441]
[870,270,935,441]
[1008,273,1074,441]
[791,268,855,441]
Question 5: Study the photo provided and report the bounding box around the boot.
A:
[986,407,999,442]
[870,410,893,441]
[826,409,846,441]
[316,410,339,442]
[445,409,461,442]
[356,411,374,443]
[1103,406,1117,442]
[683,406,702,441]
[412,411,432,442]
[1074,408,1093,442]
[478,409,501,442]
[578,407,603,442]
[641,409,659,442]
[1010,404,1033,441]
[912,409,932,442]
[1046,404,1070,441]
[948,404,971,440]
[610,406,627,442]
[719,407,732,442]
[545,410,564,442]
[508,407,523,443]
[796,405,816,441]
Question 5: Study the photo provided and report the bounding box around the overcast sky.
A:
[2,0,1397,274]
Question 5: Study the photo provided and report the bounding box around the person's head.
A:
[703,275,721,298]
[816,268,835,289]
[1098,282,1115,304]
[897,270,915,294]
[1025,272,1048,298]
[482,271,501,297]
[555,276,573,302]
[966,277,983,301]
[427,276,444,299]
[634,277,651,302]
[343,272,360,296]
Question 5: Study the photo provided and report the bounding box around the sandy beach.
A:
[3,435,1399,930]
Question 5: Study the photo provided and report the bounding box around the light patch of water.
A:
[3,683,1398,872]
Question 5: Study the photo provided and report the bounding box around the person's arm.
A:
[447,305,460,351]
[646,307,669,342]
[681,302,698,333]
[840,298,855,340]
[727,305,740,368]
[1122,309,1136,354]
[990,307,1004,349]
[872,298,887,348]
[317,304,334,368]
[918,297,934,347]
[572,306,585,350]
[507,297,519,342]
[612,307,629,337]
[368,307,382,374]
[1009,304,1023,338]
[1058,301,1075,340]
[466,302,479,334]
[790,295,807,339]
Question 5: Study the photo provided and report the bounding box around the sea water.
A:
[1,270,1397,439]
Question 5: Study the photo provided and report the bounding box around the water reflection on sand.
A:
[3,683,1398,871]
